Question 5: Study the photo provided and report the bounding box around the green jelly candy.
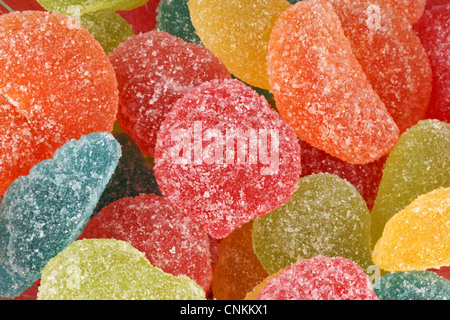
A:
[374,271,450,300]
[80,10,134,55]
[156,0,202,45]
[37,0,149,16]
[38,239,206,300]
[371,119,450,247]
[252,173,372,275]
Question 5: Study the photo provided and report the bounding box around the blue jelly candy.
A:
[0,132,121,298]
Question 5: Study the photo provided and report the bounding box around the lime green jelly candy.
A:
[371,119,450,247]
[80,10,134,55]
[252,173,372,275]
[37,239,206,300]
[37,0,149,15]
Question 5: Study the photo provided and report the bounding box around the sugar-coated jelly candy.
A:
[371,120,450,246]
[374,271,450,300]
[188,0,290,90]
[328,0,432,133]
[414,4,450,123]
[118,1,160,34]
[154,79,301,239]
[372,187,450,272]
[92,132,161,216]
[0,132,121,298]
[252,256,378,300]
[380,0,426,24]
[211,222,269,300]
[0,0,44,14]
[37,0,149,15]
[109,30,230,157]
[80,194,213,294]
[156,0,202,45]
[37,239,206,300]
[268,0,399,165]
[252,173,372,275]
[0,11,118,194]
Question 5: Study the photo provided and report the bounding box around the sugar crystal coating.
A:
[37,0,149,15]
[37,239,206,300]
[118,1,159,34]
[255,256,378,300]
[154,78,302,239]
[372,187,450,271]
[252,173,372,275]
[374,271,450,300]
[371,119,450,246]
[379,0,426,24]
[188,0,290,90]
[109,30,230,157]
[268,0,399,164]
[0,11,118,194]
[80,194,213,294]
[0,132,121,298]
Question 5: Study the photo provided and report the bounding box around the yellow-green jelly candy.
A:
[37,0,149,16]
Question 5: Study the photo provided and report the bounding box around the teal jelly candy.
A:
[0,132,121,298]
[38,239,206,300]
[80,10,134,54]
[37,0,149,15]
[371,119,450,247]
[252,173,372,275]
[156,0,202,45]
[93,132,161,216]
[374,271,450,300]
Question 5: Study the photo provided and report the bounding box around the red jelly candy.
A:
[117,0,160,34]
[154,78,302,239]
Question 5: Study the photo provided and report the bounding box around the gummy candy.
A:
[372,187,450,272]
[188,0,290,90]
[0,11,118,194]
[0,132,121,298]
[37,0,149,15]
[252,173,372,275]
[80,194,213,294]
[92,132,160,216]
[426,0,450,8]
[156,0,202,45]
[374,271,450,300]
[211,222,269,300]
[0,0,44,14]
[370,120,450,246]
[414,4,450,123]
[80,10,134,55]
[109,30,230,157]
[252,256,378,300]
[37,239,206,300]
[118,1,160,34]
[268,0,399,165]
[328,0,432,133]
[154,78,301,239]
[380,0,426,24]
[299,139,386,210]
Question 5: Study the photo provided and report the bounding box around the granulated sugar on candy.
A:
[0,132,121,298]
[268,0,399,165]
[109,30,230,157]
[37,0,149,15]
[80,194,213,294]
[379,0,426,24]
[0,11,118,194]
[37,239,206,300]
[154,79,301,239]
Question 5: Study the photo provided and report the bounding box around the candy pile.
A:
[0,0,449,301]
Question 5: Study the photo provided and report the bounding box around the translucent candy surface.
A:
[37,239,206,300]
[188,0,290,90]
[211,222,269,300]
[414,4,450,123]
[80,9,134,54]
[0,11,118,194]
[374,271,450,300]
[372,187,450,271]
[255,256,378,300]
[156,0,202,45]
[80,194,213,294]
[0,132,121,298]
[118,1,160,34]
[252,173,372,275]
[154,79,302,239]
[328,0,432,133]
[380,0,426,24]
[92,132,161,216]
[109,30,230,157]
[268,0,399,164]
[0,0,44,14]
[37,0,149,15]
[371,120,450,246]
